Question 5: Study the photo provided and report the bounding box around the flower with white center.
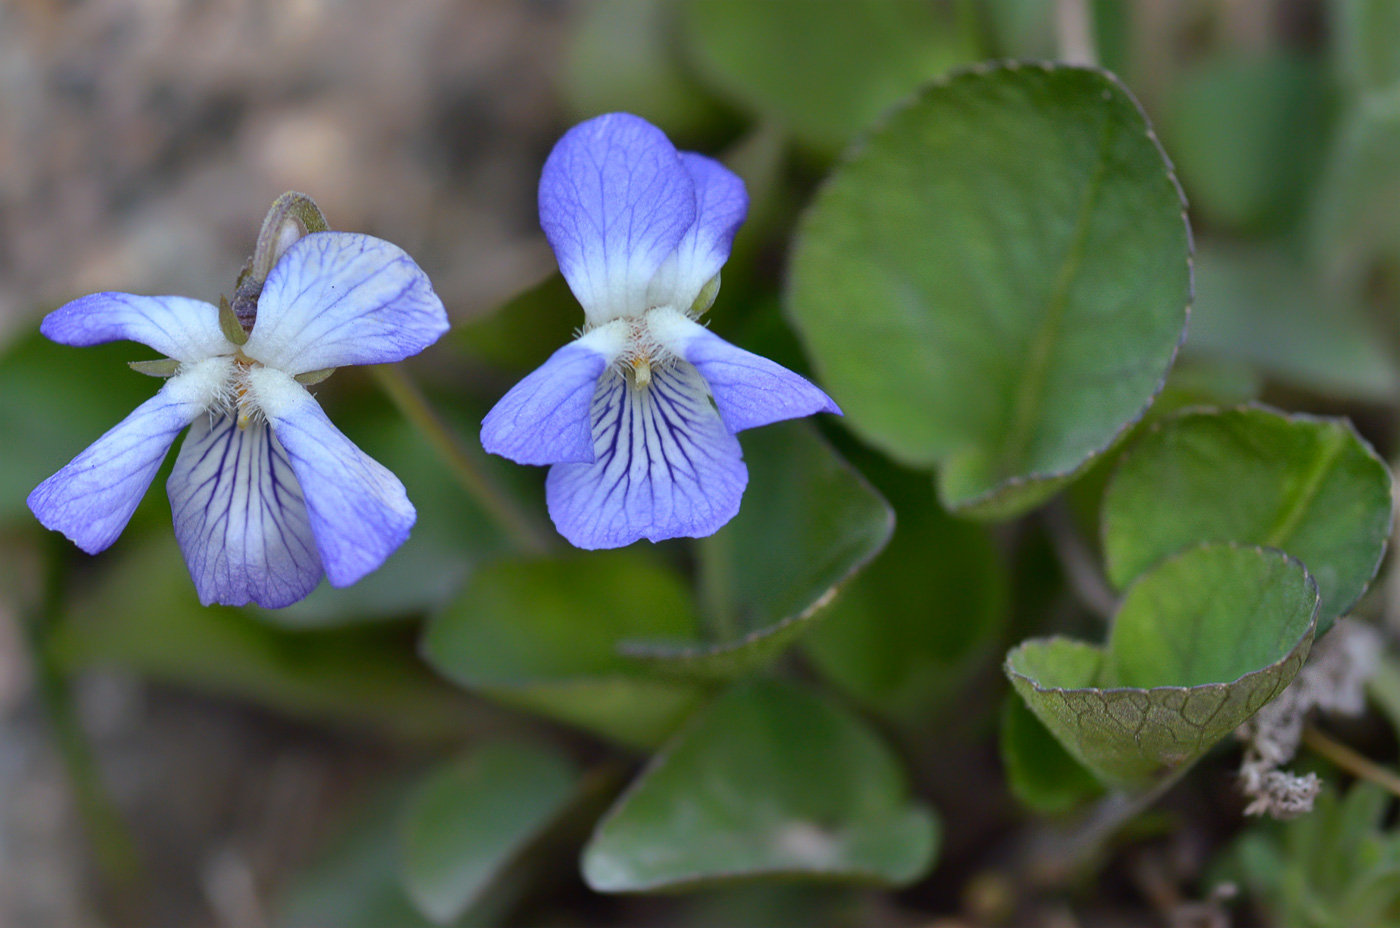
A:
[27,195,449,608]
[480,113,840,549]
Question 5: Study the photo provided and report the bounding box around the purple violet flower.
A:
[28,223,449,608]
[481,113,840,549]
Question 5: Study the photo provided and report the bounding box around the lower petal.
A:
[168,414,324,608]
[545,363,748,549]
[28,384,207,554]
[251,369,416,587]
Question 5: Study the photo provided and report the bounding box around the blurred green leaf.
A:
[999,694,1103,816]
[1007,544,1318,788]
[1310,87,1400,295]
[400,743,577,925]
[421,552,709,749]
[50,535,481,742]
[679,0,977,153]
[0,330,162,525]
[1332,0,1400,99]
[562,0,729,140]
[1186,240,1400,401]
[455,273,577,374]
[1102,406,1393,635]
[802,449,1006,723]
[787,64,1191,519]
[1164,52,1331,232]
[619,422,891,681]
[581,679,939,891]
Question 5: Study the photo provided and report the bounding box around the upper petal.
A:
[651,310,841,433]
[168,414,325,608]
[539,113,697,324]
[249,367,415,587]
[480,323,627,466]
[40,293,229,362]
[243,231,449,375]
[27,358,231,554]
[545,363,747,549]
[645,153,748,311]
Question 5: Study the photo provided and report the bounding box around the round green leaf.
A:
[787,63,1191,519]
[399,743,577,925]
[420,553,709,749]
[618,422,892,680]
[1006,544,1318,789]
[1102,406,1392,634]
[999,694,1103,816]
[679,0,978,152]
[582,679,938,892]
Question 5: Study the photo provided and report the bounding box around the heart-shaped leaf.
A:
[679,0,978,152]
[399,743,577,925]
[1102,405,1392,635]
[421,552,709,749]
[787,63,1191,519]
[618,422,892,680]
[1006,544,1318,789]
[582,679,938,892]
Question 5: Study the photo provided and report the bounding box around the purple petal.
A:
[250,369,415,587]
[244,231,448,375]
[539,113,697,324]
[655,312,840,433]
[480,326,625,466]
[28,374,216,554]
[41,293,229,362]
[168,414,324,608]
[545,363,747,549]
[646,153,748,310]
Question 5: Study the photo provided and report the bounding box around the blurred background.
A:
[3,0,1400,926]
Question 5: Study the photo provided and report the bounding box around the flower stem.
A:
[697,531,740,644]
[371,365,553,554]
[1302,725,1400,799]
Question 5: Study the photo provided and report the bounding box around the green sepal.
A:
[294,368,337,386]
[219,294,249,345]
[689,272,722,316]
[128,358,181,377]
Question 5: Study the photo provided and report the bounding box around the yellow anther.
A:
[633,355,652,387]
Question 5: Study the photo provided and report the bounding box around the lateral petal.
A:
[244,231,448,374]
[545,363,748,549]
[168,414,324,608]
[249,368,415,587]
[40,293,229,362]
[539,113,697,324]
[652,311,841,433]
[480,325,626,466]
[27,360,230,554]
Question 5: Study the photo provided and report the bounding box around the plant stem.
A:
[1044,501,1118,621]
[697,531,740,644]
[1303,725,1400,799]
[370,364,552,554]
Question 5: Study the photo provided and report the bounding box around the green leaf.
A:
[802,449,1007,723]
[454,273,578,374]
[618,422,892,680]
[1186,240,1400,402]
[561,0,729,140]
[0,330,160,525]
[1163,52,1331,232]
[679,0,978,153]
[421,552,709,749]
[1331,0,1400,98]
[399,743,577,925]
[581,679,939,892]
[787,63,1191,519]
[999,694,1103,816]
[49,535,481,742]
[1006,544,1318,788]
[1102,406,1392,635]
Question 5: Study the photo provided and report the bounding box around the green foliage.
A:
[679,0,978,153]
[619,422,892,680]
[421,552,709,749]
[1102,406,1393,635]
[1331,0,1400,98]
[582,679,939,892]
[787,64,1191,519]
[999,694,1103,816]
[400,743,578,924]
[1219,784,1400,928]
[1007,544,1317,788]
